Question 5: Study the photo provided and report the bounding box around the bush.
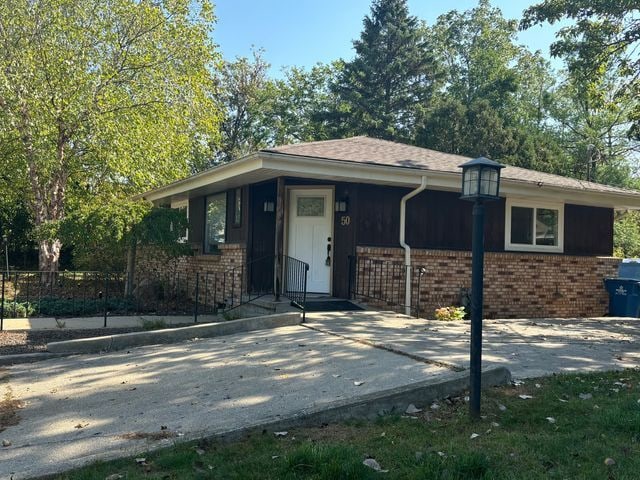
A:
[0,297,136,318]
[434,306,466,321]
[36,297,135,317]
[1,300,35,318]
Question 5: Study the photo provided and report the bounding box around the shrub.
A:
[35,297,135,317]
[1,300,35,318]
[434,306,466,321]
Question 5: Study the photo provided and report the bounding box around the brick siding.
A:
[135,243,246,309]
[355,246,619,318]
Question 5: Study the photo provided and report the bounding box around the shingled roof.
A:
[264,136,640,197]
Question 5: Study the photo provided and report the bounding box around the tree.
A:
[614,211,640,258]
[269,62,346,144]
[0,0,222,273]
[521,0,640,138]
[417,0,568,173]
[216,49,274,163]
[335,0,440,141]
[549,65,639,185]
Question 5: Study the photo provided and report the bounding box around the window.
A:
[296,197,325,217]
[233,188,242,226]
[505,200,563,252]
[171,200,189,242]
[205,193,226,253]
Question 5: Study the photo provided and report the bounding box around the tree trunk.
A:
[39,238,61,285]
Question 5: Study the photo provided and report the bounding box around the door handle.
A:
[326,237,332,266]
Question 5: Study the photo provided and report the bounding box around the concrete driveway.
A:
[1,312,637,479]
[0,324,452,480]
[305,312,640,378]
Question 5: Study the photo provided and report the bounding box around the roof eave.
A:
[137,150,640,210]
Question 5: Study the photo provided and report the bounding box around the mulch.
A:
[0,328,144,355]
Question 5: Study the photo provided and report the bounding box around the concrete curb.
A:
[207,366,512,443]
[46,312,302,354]
[0,352,72,366]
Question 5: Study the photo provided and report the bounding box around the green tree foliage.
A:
[269,62,346,144]
[550,66,639,186]
[216,49,274,163]
[334,0,440,141]
[216,55,345,159]
[614,211,640,258]
[60,202,189,271]
[521,0,640,139]
[521,0,639,186]
[0,0,222,273]
[417,0,569,173]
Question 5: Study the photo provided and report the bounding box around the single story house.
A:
[137,136,640,318]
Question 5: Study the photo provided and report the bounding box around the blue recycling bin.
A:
[603,278,640,317]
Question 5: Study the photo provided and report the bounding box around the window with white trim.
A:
[505,199,564,252]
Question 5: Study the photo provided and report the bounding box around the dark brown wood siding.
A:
[332,183,358,297]
[564,204,613,256]
[356,185,505,252]
[248,181,277,291]
[226,186,248,244]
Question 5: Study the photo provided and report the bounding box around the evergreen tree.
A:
[334,0,440,141]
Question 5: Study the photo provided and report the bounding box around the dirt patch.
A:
[0,328,145,355]
[119,430,178,441]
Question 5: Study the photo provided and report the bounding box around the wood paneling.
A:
[564,204,613,256]
[248,181,276,292]
[356,185,505,252]
[332,183,358,298]
[226,186,248,244]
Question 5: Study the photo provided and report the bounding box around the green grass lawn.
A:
[51,369,640,480]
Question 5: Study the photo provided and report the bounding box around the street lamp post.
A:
[459,157,504,419]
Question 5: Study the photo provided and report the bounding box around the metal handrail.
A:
[348,255,425,317]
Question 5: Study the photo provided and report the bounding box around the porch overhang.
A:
[137,151,640,210]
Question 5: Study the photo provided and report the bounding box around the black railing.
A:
[348,255,425,317]
[0,270,200,330]
[0,254,310,329]
[195,255,275,318]
[282,255,309,321]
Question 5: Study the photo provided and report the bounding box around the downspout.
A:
[400,176,428,316]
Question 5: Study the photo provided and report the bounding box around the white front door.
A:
[287,188,333,294]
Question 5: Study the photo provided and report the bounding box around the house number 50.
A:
[340,215,351,226]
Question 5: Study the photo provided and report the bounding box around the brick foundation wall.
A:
[135,244,246,309]
[355,246,620,318]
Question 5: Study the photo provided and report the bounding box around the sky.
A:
[213,0,566,77]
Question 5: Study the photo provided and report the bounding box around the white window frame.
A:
[171,199,189,243]
[504,198,564,253]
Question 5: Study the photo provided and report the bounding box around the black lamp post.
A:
[459,156,504,419]
[2,234,8,276]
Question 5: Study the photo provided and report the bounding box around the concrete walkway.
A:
[0,324,453,479]
[2,311,637,479]
[305,312,640,378]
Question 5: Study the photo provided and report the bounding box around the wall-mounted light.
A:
[334,198,348,213]
[263,200,275,213]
